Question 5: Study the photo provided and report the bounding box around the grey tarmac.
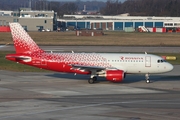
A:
[0,65,180,120]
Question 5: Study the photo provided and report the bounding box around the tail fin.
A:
[9,23,44,53]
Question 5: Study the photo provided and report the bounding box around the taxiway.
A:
[0,45,180,119]
[0,65,180,120]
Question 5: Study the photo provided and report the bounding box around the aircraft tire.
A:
[88,78,94,84]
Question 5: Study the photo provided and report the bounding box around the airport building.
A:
[1,9,180,32]
[0,8,57,31]
[58,14,180,32]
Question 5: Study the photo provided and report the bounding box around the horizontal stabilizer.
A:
[6,54,31,62]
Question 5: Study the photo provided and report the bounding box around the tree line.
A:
[0,0,79,17]
[100,0,180,16]
[0,0,180,17]
[0,0,105,17]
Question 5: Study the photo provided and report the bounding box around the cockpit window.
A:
[157,59,166,63]
[162,59,167,62]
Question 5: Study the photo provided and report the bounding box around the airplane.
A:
[5,23,173,84]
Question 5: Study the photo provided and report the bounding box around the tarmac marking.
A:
[0,87,10,91]
[40,90,87,96]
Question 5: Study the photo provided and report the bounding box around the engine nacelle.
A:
[105,70,125,82]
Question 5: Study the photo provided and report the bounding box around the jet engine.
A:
[105,70,125,82]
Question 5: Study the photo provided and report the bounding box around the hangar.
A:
[57,14,180,31]
[1,9,180,32]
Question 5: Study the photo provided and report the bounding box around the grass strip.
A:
[1,31,180,46]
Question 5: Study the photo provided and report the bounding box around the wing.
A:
[70,64,117,72]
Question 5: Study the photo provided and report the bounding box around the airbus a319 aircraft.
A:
[6,23,173,84]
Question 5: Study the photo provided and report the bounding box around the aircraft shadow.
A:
[46,73,180,84]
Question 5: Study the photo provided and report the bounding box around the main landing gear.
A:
[88,76,97,84]
[145,73,150,83]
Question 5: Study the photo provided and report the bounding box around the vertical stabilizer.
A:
[9,23,44,53]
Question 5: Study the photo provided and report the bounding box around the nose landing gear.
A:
[145,73,151,83]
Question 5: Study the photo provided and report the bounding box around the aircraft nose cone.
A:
[167,64,174,72]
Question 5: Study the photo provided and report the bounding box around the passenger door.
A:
[145,56,151,67]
